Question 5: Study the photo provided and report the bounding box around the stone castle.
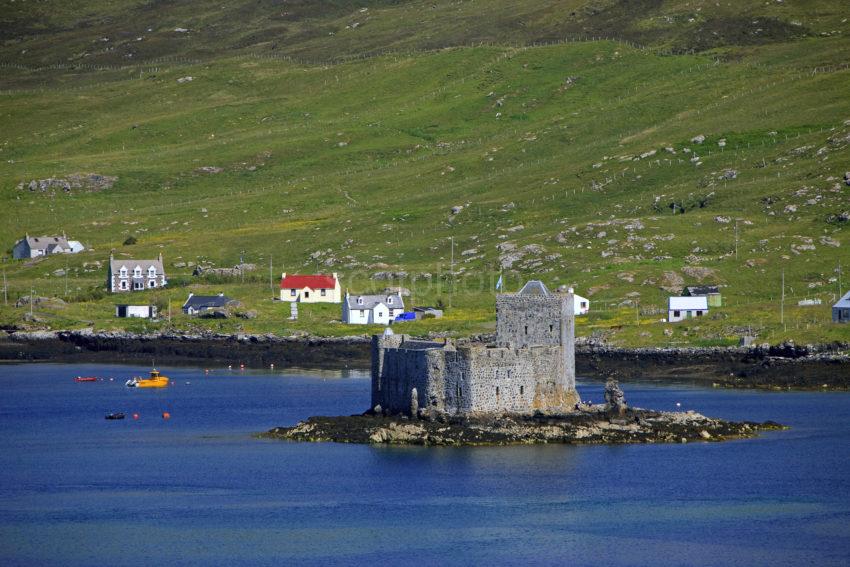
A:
[371,281,580,416]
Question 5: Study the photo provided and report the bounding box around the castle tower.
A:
[495,280,577,404]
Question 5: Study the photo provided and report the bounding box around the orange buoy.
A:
[162,412,171,420]
[132,413,140,420]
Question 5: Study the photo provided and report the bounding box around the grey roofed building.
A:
[108,252,167,292]
[342,292,405,325]
[13,234,74,259]
[182,292,236,315]
[833,291,850,323]
[683,284,722,307]
[344,293,404,311]
[684,285,720,296]
[413,306,443,319]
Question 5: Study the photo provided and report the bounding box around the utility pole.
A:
[839,260,843,297]
[780,269,785,329]
[449,236,454,309]
[64,258,69,297]
[269,254,274,298]
[2,268,6,306]
[734,219,739,261]
[30,285,34,319]
[240,250,245,284]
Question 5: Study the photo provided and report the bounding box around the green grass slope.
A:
[0,1,848,347]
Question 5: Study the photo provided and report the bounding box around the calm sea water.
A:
[0,363,848,566]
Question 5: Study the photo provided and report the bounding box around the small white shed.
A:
[574,294,590,316]
[668,296,708,322]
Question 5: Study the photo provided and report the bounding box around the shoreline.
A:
[1,330,847,390]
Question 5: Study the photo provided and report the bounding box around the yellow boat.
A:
[126,369,170,388]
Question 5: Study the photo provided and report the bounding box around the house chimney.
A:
[158,251,163,263]
[332,272,338,280]
[281,272,287,281]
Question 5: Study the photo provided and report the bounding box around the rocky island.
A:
[262,405,785,446]
[264,281,785,447]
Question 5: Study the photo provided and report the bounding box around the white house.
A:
[280,273,341,303]
[342,292,405,325]
[115,304,157,318]
[108,252,167,292]
[668,296,708,323]
[833,291,850,323]
[13,234,83,259]
[574,294,590,315]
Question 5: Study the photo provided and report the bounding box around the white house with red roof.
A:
[279,272,341,303]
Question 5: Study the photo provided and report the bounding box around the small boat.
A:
[125,369,170,388]
[75,376,98,382]
[105,412,125,420]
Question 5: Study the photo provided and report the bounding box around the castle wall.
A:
[461,345,577,414]
[372,335,451,414]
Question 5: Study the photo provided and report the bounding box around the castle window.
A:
[456,384,462,403]
[495,386,500,400]
[524,325,528,335]
[520,386,524,396]
[549,324,554,333]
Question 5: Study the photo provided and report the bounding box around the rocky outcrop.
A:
[263,407,785,446]
[17,173,116,193]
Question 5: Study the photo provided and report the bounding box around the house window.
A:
[673,310,680,318]
[687,310,693,317]
[133,281,143,290]
[320,289,326,296]
[696,311,703,317]
[377,311,383,318]
[304,291,310,299]
[134,267,141,277]
[388,297,393,304]
[148,267,156,277]
[357,297,363,305]
[148,280,156,288]
[120,268,127,277]
[360,310,365,316]
[120,280,128,290]
[290,289,296,297]
[581,302,587,308]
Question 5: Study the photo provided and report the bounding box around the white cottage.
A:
[279,273,341,303]
[668,296,708,323]
[13,234,82,259]
[574,294,590,315]
[107,252,167,292]
[342,292,405,325]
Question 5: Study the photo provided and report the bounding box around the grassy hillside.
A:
[0,1,848,347]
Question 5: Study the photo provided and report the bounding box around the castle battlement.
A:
[371,281,579,416]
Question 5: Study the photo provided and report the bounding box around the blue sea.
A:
[0,363,848,566]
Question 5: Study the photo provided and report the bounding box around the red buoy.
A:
[132,413,140,420]
[162,412,171,420]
